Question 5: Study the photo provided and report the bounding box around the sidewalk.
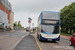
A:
[14,35,39,50]
[60,35,71,39]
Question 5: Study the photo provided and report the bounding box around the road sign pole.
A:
[28,17,32,36]
[32,23,34,28]
[29,23,31,36]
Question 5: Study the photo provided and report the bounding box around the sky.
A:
[8,0,75,28]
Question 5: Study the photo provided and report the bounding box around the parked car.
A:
[26,28,30,32]
[0,22,6,31]
[70,33,75,46]
[0,22,11,31]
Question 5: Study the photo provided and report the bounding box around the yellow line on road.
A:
[34,37,42,50]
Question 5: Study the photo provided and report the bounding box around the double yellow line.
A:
[34,37,42,50]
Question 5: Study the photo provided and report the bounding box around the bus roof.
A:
[41,11,59,13]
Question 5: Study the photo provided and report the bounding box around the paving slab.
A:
[14,35,39,50]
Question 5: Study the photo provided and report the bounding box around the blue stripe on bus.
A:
[42,32,57,34]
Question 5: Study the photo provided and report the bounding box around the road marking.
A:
[34,37,42,50]
[5,35,9,36]
[0,35,9,38]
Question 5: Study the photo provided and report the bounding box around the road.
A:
[32,33,75,50]
[0,30,28,50]
[0,30,75,50]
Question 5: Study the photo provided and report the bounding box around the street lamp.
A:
[28,17,32,21]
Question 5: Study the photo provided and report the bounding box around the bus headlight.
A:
[53,35,59,37]
[41,33,47,37]
[55,36,58,37]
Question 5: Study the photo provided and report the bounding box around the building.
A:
[0,0,14,30]
[10,11,14,29]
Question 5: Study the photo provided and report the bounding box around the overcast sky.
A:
[8,0,75,28]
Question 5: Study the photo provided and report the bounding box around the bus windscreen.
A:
[42,12,59,19]
[41,25,59,34]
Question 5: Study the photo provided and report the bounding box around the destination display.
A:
[42,19,59,25]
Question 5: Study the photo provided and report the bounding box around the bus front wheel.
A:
[38,35,41,41]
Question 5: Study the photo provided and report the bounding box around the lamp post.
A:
[32,23,34,28]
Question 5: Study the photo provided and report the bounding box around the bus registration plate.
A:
[48,39,52,41]
[47,34,53,37]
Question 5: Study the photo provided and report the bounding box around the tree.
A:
[14,21,22,27]
[17,21,22,27]
[60,2,75,34]
[14,21,17,27]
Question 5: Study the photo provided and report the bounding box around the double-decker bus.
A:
[37,11,61,41]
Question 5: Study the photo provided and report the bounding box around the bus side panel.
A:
[40,12,42,24]
[40,34,46,40]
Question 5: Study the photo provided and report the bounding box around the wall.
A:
[0,10,8,25]
[0,4,10,23]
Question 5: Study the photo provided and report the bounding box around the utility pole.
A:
[32,23,34,32]
[32,23,34,28]
[28,17,32,35]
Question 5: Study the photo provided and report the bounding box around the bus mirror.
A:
[39,27,40,29]
[60,27,61,30]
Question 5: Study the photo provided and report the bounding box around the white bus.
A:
[37,11,61,41]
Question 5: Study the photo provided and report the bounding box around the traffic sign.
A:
[28,20,31,23]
